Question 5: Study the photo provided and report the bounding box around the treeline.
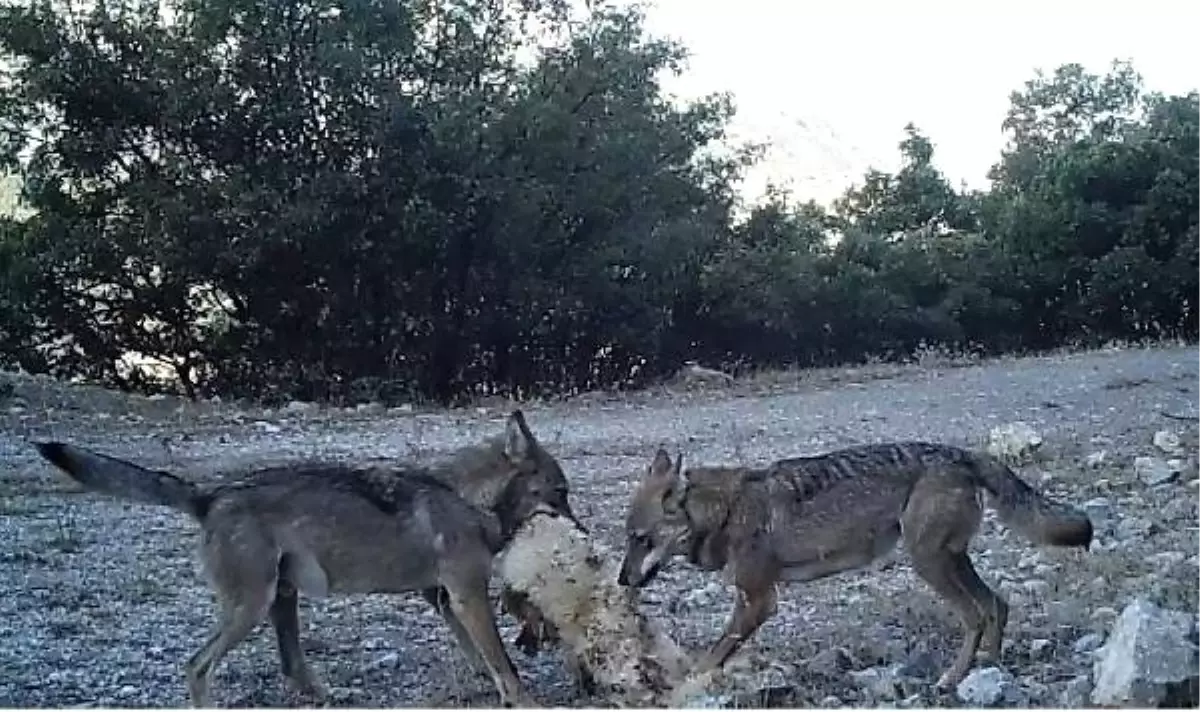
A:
[0,0,1195,404]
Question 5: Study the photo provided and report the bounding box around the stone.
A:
[283,400,316,413]
[1115,516,1153,541]
[1081,497,1113,532]
[1152,429,1182,454]
[1029,638,1053,659]
[1073,633,1105,655]
[987,422,1044,464]
[956,666,1016,706]
[674,362,735,388]
[1091,598,1200,707]
[1058,674,1092,707]
[1134,456,1182,486]
[850,665,902,702]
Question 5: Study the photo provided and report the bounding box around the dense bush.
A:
[0,0,1195,404]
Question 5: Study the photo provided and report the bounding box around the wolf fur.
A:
[31,409,573,708]
[618,442,1094,690]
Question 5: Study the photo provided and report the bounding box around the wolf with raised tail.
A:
[618,442,1093,689]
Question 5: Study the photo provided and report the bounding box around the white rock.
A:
[1091,607,1118,624]
[1153,429,1182,454]
[1029,638,1053,658]
[1022,579,1050,595]
[284,400,316,413]
[1091,598,1200,707]
[956,666,1016,706]
[850,665,902,701]
[987,422,1043,463]
[1084,451,1107,468]
[1081,497,1113,531]
[1073,633,1105,654]
[1058,675,1092,707]
[1017,552,1042,569]
[1134,456,1182,486]
[674,362,735,388]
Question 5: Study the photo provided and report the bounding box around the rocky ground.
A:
[0,344,1197,708]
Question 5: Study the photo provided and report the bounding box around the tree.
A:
[834,124,975,238]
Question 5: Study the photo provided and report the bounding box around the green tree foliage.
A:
[835,124,976,237]
[0,1,1194,403]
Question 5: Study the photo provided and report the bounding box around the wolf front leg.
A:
[440,573,538,708]
[694,582,778,674]
[269,579,328,700]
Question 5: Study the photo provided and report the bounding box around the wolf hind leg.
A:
[188,526,281,707]
[963,553,1008,662]
[902,478,1000,690]
[187,587,274,707]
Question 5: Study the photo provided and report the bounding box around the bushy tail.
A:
[33,442,209,519]
[968,453,1093,548]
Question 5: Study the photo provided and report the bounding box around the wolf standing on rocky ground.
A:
[618,442,1094,690]
[31,410,577,708]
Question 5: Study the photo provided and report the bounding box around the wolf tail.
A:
[33,442,209,520]
[967,453,1093,548]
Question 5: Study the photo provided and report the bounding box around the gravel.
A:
[1,343,1197,707]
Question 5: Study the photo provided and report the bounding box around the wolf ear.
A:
[648,447,675,480]
[662,453,688,511]
[504,410,535,461]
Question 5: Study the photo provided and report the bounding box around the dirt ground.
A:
[1,343,1197,707]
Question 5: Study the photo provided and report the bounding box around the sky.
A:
[633,0,1200,203]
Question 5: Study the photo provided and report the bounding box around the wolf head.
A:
[618,448,689,588]
[491,410,579,538]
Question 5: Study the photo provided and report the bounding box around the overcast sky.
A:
[634,0,1199,199]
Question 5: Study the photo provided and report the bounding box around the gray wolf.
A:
[418,410,596,693]
[618,442,1093,689]
[32,409,573,708]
